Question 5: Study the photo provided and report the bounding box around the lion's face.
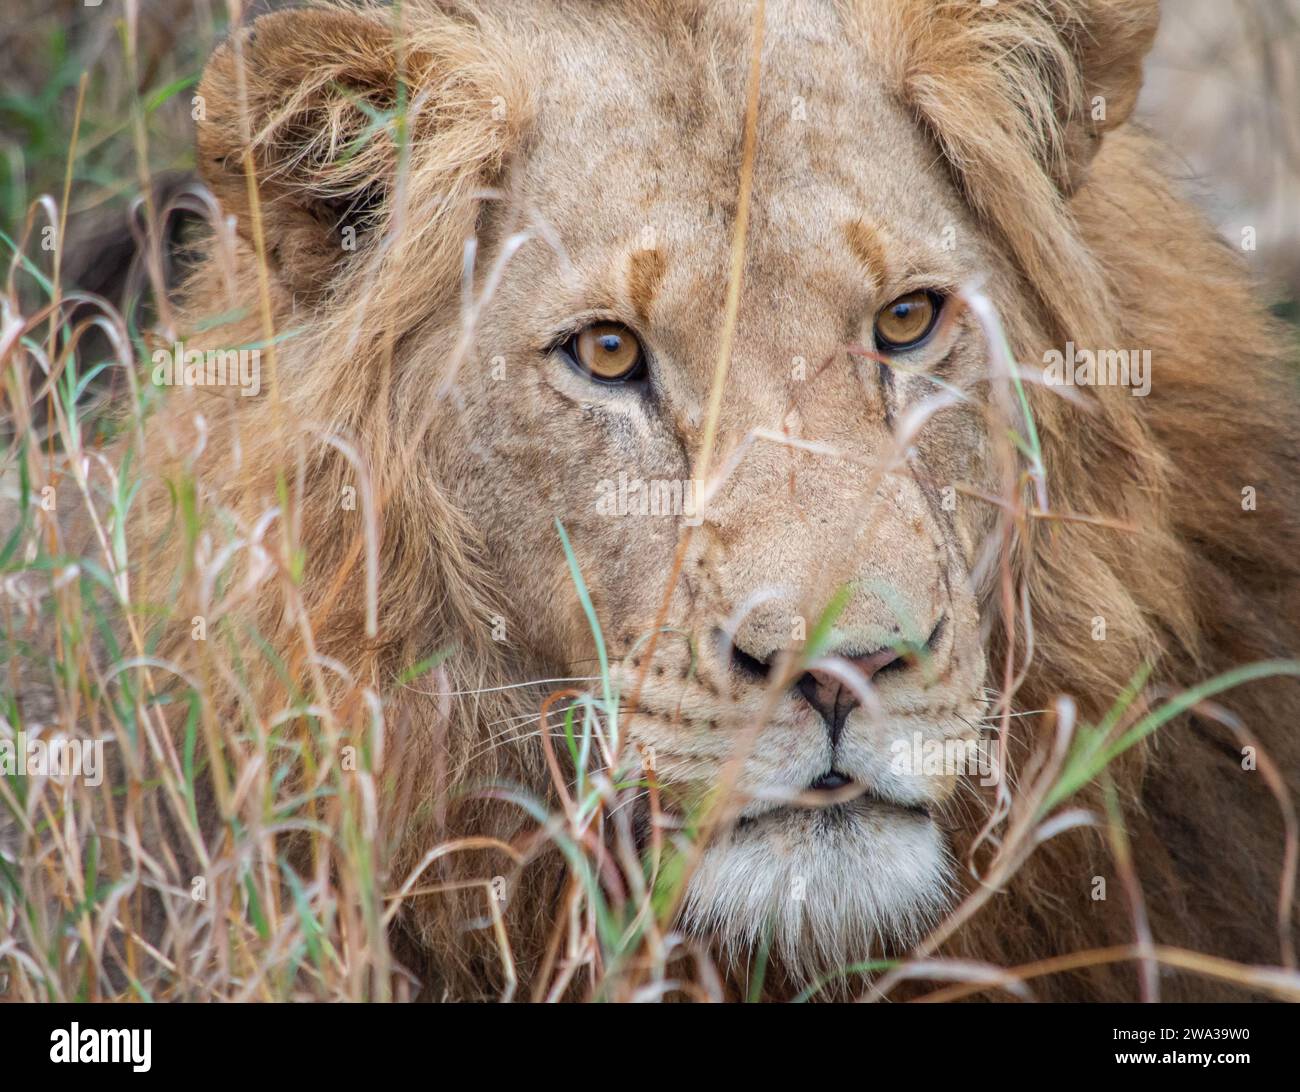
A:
[430,1,1011,967]
[195,0,1167,981]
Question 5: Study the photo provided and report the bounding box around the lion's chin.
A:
[680,801,952,979]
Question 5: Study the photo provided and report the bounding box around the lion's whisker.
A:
[418,675,601,698]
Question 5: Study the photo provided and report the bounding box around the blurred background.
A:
[2,0,1298,317]
[1140,0,1300,318]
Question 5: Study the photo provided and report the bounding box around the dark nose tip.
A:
[794,648,902,745]
[722,616,945,744]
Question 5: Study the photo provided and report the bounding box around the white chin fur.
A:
[680,803,952,979]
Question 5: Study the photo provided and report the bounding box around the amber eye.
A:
[874,290,942,351]
[567,322,647,382]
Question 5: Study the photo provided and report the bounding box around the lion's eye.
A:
[567,322,647,382]
[874,290,942,352]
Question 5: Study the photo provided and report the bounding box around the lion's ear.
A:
[195,9,406,294]
[870,0,1159,341]
[195,8,521,299]
[1047,0,1160,194]
[879,0,1159,197]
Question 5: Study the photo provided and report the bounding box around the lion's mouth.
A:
[809,770,853,791]
[630,766,936,850]
[736,771,933,827]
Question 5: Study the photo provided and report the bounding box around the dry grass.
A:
[2,0,1299,1003]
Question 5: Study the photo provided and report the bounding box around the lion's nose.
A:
[724,618,945,745]
[793,651,901,745]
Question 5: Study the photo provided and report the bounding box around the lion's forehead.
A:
[505,1,976,275]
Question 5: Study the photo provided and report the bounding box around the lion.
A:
[24,0,1300,1001]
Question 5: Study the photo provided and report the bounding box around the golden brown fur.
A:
[117,0,1300,1000]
